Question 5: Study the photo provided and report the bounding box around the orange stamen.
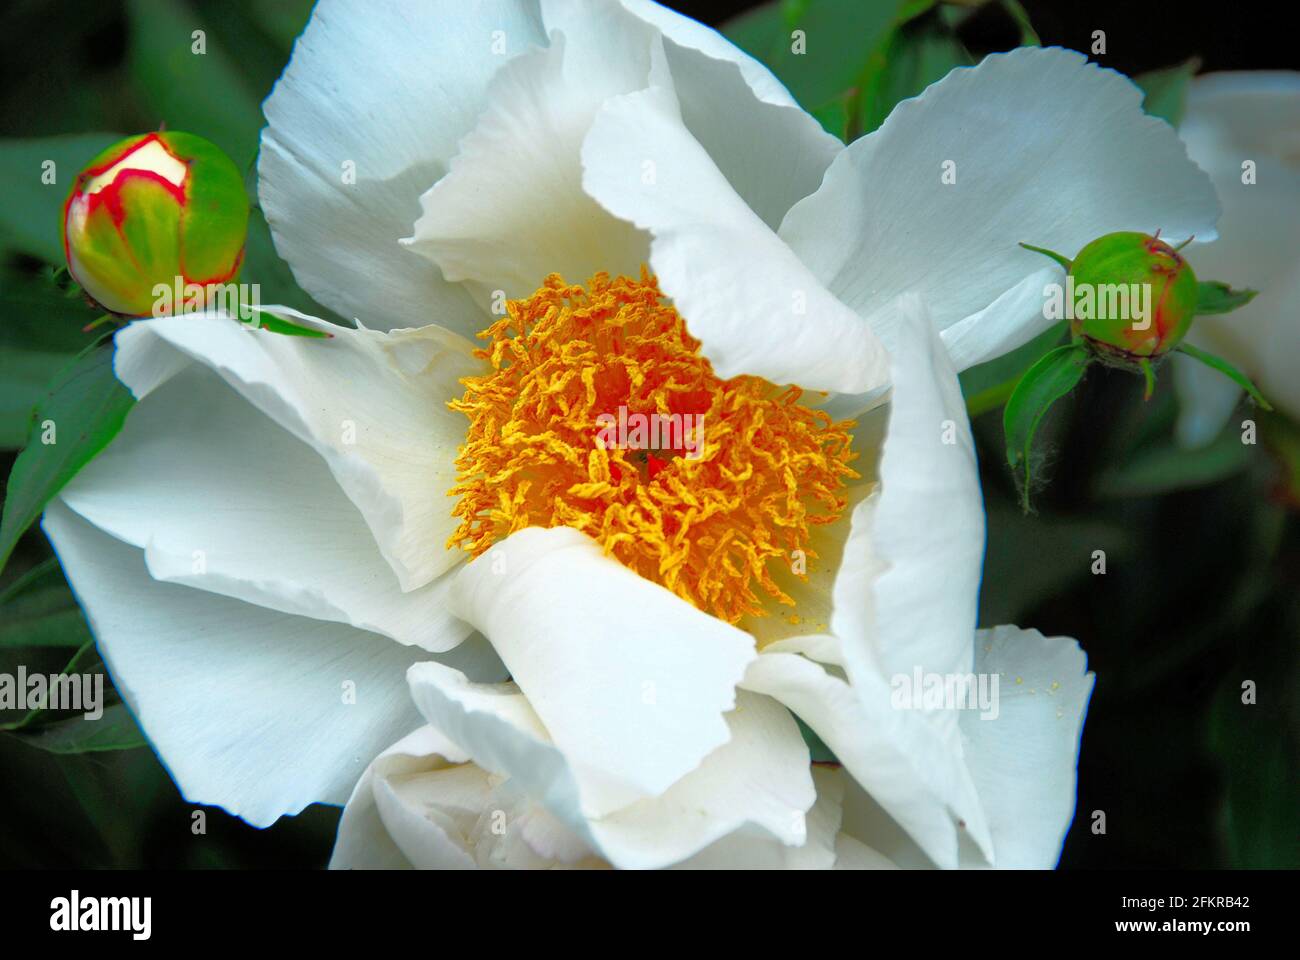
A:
[446,271,858,623]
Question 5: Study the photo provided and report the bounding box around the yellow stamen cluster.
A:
[446,272,858,623]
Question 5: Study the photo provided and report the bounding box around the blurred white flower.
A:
[1173,72,1300,444]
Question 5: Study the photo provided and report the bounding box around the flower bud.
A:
[1067,231,1198,363]
[62,132,249,317]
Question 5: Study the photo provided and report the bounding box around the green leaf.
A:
[980,500,1130,627]
[0,264,100,354]
[1260,409,1300,505]
[0,608,92,652]
[1095,426,1252,499]
[239,206,342,324]
[719,1,787,67]
[125,0,264,167]
[963,378,1017,420]
[0,264,108,447]
[1176,341,1272,411]
[0,345,134,575]
[188,0,314,93]
[1208,659,1300,869]
[1194,280,1258,316]
[0,133,121,263]
[1133,58,1201,128]
[0,558,91,651]
[998,0,1040,45]
[0,349,73,449]
[722,0,903,112]
[961,320,1067,417]
[1003,343,1091,510]
[213,0,315,52]
[11,703,147,755]
[0,638,102,732]
[810,97,852,141]
[855,19,970,137]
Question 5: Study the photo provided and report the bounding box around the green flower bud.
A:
[62,132,249,317]
[1067,231,1198,364]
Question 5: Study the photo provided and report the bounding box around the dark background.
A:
[0,0,1295,869]
[682,0,1300,73]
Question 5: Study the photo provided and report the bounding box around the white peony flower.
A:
[329,297,1098,870]
[44,0,1216,867]
[1172,72,1300,444]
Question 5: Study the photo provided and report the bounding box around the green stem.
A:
[965,378,1019,418]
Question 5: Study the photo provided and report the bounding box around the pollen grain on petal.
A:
[446,271,858,624]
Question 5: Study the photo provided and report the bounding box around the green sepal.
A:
[1175,341,1272,411]
[1004,343,1092,511]
[248,310,333,339]
[1140,358,1156,401]
[1194,280,1258,316]
[1018,241,1071,271]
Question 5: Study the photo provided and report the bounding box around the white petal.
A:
[258,0,548,332]
[330,767,413,869]
[741,298,994,868]
[61,362,469,653]
[405,1,655,303]
[742,651,988,870]
[651,36,841,233]
[114,314,482,592]
[850,295,984,689]
[815,768,900,870]
[444,526,755,813]
[760,633,845,667]
[837,775,934,868]
[582,80,889,394]
[834,834,900,870]
[959,625,1094,868]
[673,762,840,870]
[407,662,813,869]
[616,0,801,108]
[42,500,428,828]
[939,266,1062,372]
[596,689,816,869]
[780,47,1219,360]
[337,721,602,870]
[372,764,494,870]
[330,726,472,870]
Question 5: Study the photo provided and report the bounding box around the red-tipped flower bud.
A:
[1067,231,1198,364]
[62,131,249,317]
